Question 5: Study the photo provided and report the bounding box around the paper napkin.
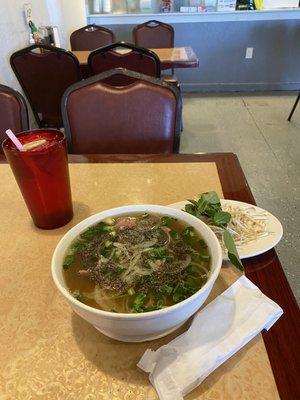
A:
[137,276,283,400]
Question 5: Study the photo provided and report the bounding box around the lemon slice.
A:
[22,139,47,151]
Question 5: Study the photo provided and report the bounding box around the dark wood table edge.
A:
[1,152,299,399]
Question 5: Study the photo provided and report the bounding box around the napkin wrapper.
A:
[138,275,283,400]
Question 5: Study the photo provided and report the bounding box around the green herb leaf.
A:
[72,290,84,302]
[63,254,75,270]
[184,203,197,216]
[80,222,114,240]
[198,239,207,249]
[160,284,173,296]
[160,216,177,227]
[146,246,167,259]
[201,191,221,205]
[173,284,187,303]
[183,226,195,239]
[213,211,231,226]
[223,230,244,271]
[170,230,180,240]
[186,276,200,291]
[132,292,147,312]
[200,254,210,262]
[185,192,243,273]
[71,240,87,254]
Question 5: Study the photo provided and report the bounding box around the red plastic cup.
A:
[2,129,73,229]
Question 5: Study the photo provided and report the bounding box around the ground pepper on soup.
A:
[63,213,211,313]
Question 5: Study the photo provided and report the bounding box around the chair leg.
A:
[287,93,300,121]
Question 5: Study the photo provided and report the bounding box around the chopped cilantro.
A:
[160,216,177,227]
[63,254,75,270]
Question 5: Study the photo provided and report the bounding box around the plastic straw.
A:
[5,129,24,151]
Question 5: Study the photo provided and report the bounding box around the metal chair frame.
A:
[287,93,300,121]
[61,68,182,154]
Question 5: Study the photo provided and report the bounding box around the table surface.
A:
[72,46,199,69]
[69,153,300,400]
[0,152,299,400]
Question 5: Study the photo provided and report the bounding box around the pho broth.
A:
[63,213,211,313]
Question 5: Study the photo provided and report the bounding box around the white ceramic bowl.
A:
[52,205,222,342]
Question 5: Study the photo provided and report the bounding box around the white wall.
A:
[47,0,87,49]
[0,0,87,126]
[0,0,87,88]
[0,0,50,88]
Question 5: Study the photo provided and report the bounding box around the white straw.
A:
[5,129,24,151]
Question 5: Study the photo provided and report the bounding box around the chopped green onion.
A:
[72,290,84,302]
[127,287,135,296]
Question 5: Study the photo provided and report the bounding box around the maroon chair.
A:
[133,20,178,86]
[10,44,81,128]
[70,24,115,51]
[133,20,174,50]
[62,68,182,154]
[0,84,29,154]
[88,42,161,86]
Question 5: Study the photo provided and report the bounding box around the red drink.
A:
[2,129,73,229]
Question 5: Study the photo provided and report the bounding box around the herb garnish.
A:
[184,192,244,271]
[72,290,84,302]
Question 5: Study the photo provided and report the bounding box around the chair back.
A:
[0,84,29,154]
[62,68,181,154]
[10,45,81,128]
[88,42,160,86]
[133,20,174,49]
[70,24,115,51]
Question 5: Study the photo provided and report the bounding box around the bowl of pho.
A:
[52,205,222,342]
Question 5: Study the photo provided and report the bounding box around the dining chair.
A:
[88,42,161,86]
[10,44,82,128]
[132,20,179,87]
[133,20,174,50]
[0,84,29,153]
[287,93,300,121]
[70,24,115,51]
[62,68,182,154]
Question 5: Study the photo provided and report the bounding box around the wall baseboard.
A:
[180,82,300,93]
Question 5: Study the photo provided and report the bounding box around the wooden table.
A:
[72,46,199,70]
[0,153,299,400]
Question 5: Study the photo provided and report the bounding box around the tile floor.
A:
[180,92,300,303]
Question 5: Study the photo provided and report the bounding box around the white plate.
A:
[168,199,283,259]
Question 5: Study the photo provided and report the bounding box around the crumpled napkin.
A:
[137,275,283,400]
